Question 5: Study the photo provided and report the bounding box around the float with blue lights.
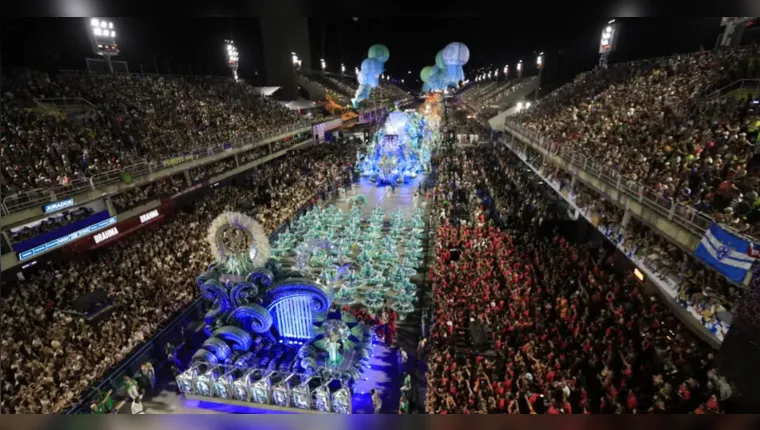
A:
[177,211,376,414]
[357,110,435,185]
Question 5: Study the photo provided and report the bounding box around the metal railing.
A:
[707,78,760,99]
[1,121,313,216]
[503,119,717,238]
[33,97,98,109]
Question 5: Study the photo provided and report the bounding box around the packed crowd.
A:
[554,169,740,342]
[423,142,732,414]
[111,174,187,213]
[480,79,529,108]
[190,158,237,184]
[300,74,352,106]
[324,76,359,98]
[449,110,488,137]
[0,141,361,414]
[460,81,498,104]
[0,70,303,196]
[513,46,760,233]
[514,134,739,344]
[9,206,96,243]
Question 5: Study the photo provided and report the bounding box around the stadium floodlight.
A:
[225,40,240,81]
[536,53,543,68]
[599,22,619,68]
[503,65,509,77]
[320,58,326,71]
[341,63,346,73]
[87,18,118,73]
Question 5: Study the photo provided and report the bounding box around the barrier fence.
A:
[503,119,718,238]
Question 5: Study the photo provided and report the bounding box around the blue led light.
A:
[18,216,117,261]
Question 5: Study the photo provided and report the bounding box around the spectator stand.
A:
[1,70,315,216]
[422,142,732,414]
[497,133,729,346]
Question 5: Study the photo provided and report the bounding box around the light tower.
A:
[599,19,620,69]
[292,52,302,70]
[225,40,239,81]
[536,52,544,99]
[87,18,118,73]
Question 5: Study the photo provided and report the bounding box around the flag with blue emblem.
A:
[695,223,757,284]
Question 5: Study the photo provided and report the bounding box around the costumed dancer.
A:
[140,362,156,390]
[123,376,142,401]
[371,389,383,414]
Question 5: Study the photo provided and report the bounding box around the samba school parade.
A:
[175,42,463,414]
[356,106,440,185]
[7,16,753,417]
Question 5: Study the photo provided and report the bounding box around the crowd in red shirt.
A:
[423,145,731,414]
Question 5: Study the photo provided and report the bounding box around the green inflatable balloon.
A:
[368,44,390,63]
[420,66,435,82]
[435,50,446,69]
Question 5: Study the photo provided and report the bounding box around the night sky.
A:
[1,17,723,92]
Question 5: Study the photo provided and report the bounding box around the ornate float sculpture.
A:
[177,212,376,413]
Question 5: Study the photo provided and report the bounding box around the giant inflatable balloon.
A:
[435,50,446,70]
[368,44,390,63]
[427,67,447,91]
[442,42,469,87]
[361,58,384,77]
[420,42,470,93]
[442,42,470,66]
[353,45,390,108]
[420,66,435,83]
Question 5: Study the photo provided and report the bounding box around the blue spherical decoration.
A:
[442,42,470,66]
[361,58,384,76]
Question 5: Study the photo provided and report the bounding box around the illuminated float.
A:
[177,211,374,414]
